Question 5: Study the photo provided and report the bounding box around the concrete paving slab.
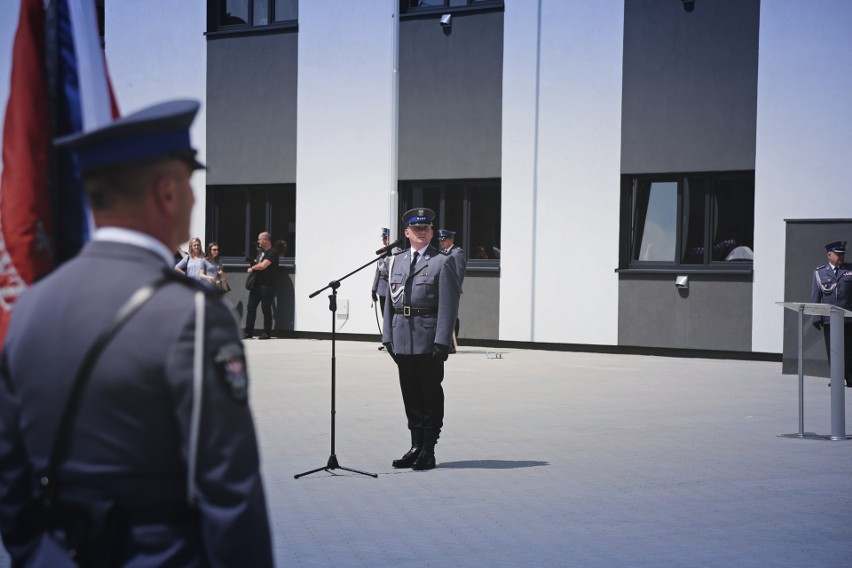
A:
[2,338,851,567]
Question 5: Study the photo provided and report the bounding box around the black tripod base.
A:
[294,454,378,479]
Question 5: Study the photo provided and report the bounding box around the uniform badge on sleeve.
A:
[214,342,248,402]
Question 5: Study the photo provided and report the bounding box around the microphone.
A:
[376,237,404,255]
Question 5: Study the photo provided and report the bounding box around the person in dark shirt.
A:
[245,231,279,339]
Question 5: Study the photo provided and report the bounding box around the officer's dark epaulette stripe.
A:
[161,269,224,298]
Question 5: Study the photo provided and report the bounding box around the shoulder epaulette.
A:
[161,269,222,298]
[816,264,827,270]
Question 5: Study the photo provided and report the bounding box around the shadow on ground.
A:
[437,460,549,469]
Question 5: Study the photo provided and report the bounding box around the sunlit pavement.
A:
[3,338,851,567]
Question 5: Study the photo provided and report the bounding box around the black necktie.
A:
[410,251,419,274]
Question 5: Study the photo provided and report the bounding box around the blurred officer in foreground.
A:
[437,228,466,352]
[382,208,460,471]
[811,240,852,388]
[0,100,274,566]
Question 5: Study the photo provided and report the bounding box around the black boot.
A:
[411,429,438,471]
[392,428,423,468]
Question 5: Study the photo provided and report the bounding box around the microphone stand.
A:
[294,251,394,479]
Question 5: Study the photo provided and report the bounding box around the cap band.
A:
[74,129,192,173]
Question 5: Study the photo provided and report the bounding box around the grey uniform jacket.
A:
[811,263,852,326]
[371,254,390,298]
[0,240,273,567]
[382,245,460,355]
[444,244,466,294]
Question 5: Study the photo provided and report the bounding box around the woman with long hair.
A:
[175,237,216,284]
[206,241,230,292]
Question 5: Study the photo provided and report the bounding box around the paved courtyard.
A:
[3,338,852,567]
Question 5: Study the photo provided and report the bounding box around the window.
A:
[623,172,754,269]
[400,0,503,15]
[398,179,500,265]
[207,185,296,260]
[208,0,297,31]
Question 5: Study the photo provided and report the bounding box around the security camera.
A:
[440,14,451,27]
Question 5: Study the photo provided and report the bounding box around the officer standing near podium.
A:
[811,240,852,388]
[0,100,274,565]
[382,208,460,471]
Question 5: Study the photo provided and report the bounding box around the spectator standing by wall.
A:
[245,231,278,340]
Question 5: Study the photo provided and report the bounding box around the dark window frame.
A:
[207,0,298,36]
[206,184,296,265]
[398,178,501,271]
[400,0,504,19]
[619,171,755,273]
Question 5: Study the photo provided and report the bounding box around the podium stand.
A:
[776,302,852,440]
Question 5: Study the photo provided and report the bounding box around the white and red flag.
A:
[0,0,118,344]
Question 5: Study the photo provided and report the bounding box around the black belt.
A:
[394,306,438,316]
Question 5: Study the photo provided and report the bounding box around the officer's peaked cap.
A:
[437,229,456,239]
[825,240,847,253]
[402,207,435,227]
[382,227,390,237]
[54,99,204,175]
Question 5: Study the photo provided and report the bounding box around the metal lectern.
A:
[777,302,852,441]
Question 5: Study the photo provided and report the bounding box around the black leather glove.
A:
[813,321,823,331]
[371,291,378,303]
[383,343,397,362]
[432,343,449,362]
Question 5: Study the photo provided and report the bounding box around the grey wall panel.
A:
[207,33,298,184]
[782,220,852,377]
[457,271,500,340]
[398,12,503,180]
[621,0,759,174]
[618,273,752,351]
[225,266,295,332]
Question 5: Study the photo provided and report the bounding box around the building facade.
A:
[1,0,851,356]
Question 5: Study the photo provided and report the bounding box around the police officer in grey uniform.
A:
[0,101,274,566]
[372,228,392,350]
[811,240,852,387]
[382,208,460,471]
[438,228,466,350]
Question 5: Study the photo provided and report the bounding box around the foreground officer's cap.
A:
[825,241,847,253]
[54,99,205,175]
[402,207,435,227]
[437,229,455,240]
[382,227,390,237]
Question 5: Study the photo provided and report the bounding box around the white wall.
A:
[500,0,623,345]
[752,0,852,352]
[498,0,538,342]
[295,1,394,333]
[105,1,208,245]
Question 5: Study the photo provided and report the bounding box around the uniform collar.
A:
[411,244,430,258]
[93,226,174,268]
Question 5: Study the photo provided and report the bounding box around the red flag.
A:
[0,0,53,345]
[0,0,118,345]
